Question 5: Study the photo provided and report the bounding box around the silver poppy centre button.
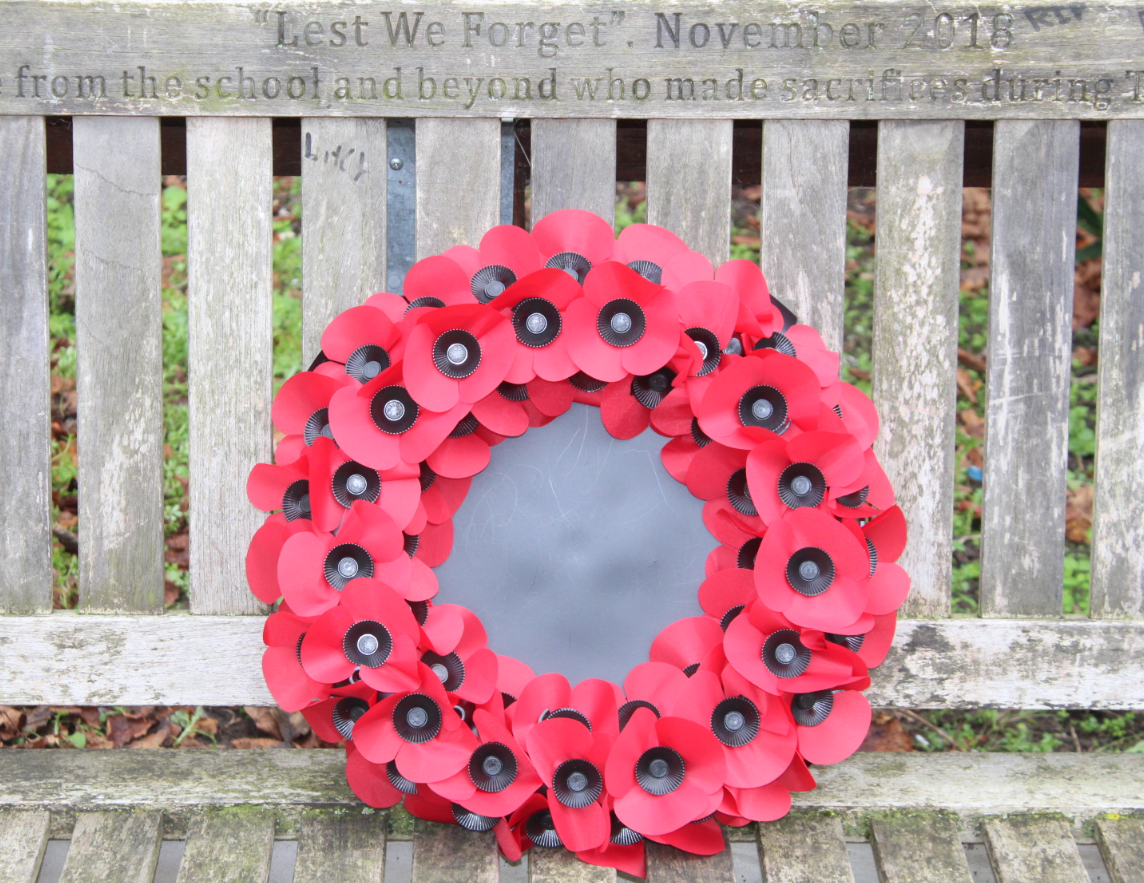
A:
[338,557,359,579]
[791,475,812,496]
[752,399,773,420]
[345,474,368,496]
[356,633,379,656]
[383,399,405,421]
[610,313,632,334]
[723,711,746,732]
[363,360,381,379]
[526,312,548,334]
[446,343,469,365]
[775,643,798,665]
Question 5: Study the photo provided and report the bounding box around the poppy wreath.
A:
[247,209,910,878]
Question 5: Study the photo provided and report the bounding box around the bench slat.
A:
[58,811,161,883]
[73,116,165,613]
[871,120,964,618]
[293,811,385,883]
[1094,817,1144,883]
[0,116,51,614]
[410,820,498,883]
[529,847,616,882]
[175,811,275,883]
[759,120,849,351]
[186,117,274,615]
[756,814,853,883]
[415,119,501,258]
[1091,119,1144,620]
[300,118,388,366]
[870,815,972,883]
[982,817,1087,883]
[0,810,49,883]
[530,119,617,225]
[980,120,1079,617]
[646,119,733,266]
[645,836,734,883]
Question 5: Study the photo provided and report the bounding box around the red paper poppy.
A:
[834,381,880,450]
[620,662,689,724]
[646,817,728,855]
[246,453,312,521]
[576,834,646,879]
[492,268,583,384]
[713,260,780,343]
[649,616,725,677]
[510,674,623,747]
[426,417,506,480]
[419,465,471,525]
[525,717,613,852]
[416,604,499,705]
[278,501,413,618]
[495,792,556,861]
[828,448,896,519]
[345,742,404,808]
[300,437,422,533]
[271,371,353,464]
[564,262,680,383]
[720,781,792,823]
[261,606,326,712]
[686,445,761,527]
[246,513,318,604]
[528,377,577,419]
[605,707,725,836]
[531,209,616,277]
[401,255,481,310]
[404,304,516,412]
[611,223,713,291]
[438,224,545,307]
[864,505,908,563]
[496,655,536,707]
[745,431,866,526]
[300,679,378,744]
[791,687,872,765]
[754,324,840,388]
[697,568,756,631]
[320,305,406,385]
[674,281,739,379]
[598,372,676,440]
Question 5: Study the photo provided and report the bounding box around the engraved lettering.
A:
[276,10,298,47]
[1129,71,1144,101]
[656,13,681,48]
[839,23,861,48]
[304,21,323,45]
[716,23,738,48]
[665,77,695,99]
[76,75,107,99]
[427,22,445,46]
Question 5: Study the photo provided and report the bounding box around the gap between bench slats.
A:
[186,118,273,615]
[73,117,165,613]
[0,116,51,614]
[980,121,1079,618]
[1090,119,1144,620]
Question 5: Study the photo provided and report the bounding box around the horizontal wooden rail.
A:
[0,613,1140,708]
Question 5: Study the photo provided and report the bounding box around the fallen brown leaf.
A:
[164,580,181,606]
[956,367,978,404]
[1073,346,1098,368]
[244,707,283,741]
[108,714,153,747]
[959,409,985,439]
[859,713,914,752]
[1075,257,1102,291]
[959,266,989,292]
[957,347,987,374]
[1073,284,1100,330]
[129,730,170,749]
[230,737,286,749]
[0,706,25,740]
[1065,484,1094,544]
[84,732,115,750]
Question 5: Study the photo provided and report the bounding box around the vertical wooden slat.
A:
[529,847,615,882]
[530,120,617,226]
[410,820,498,883]
[982,817,1087,883]
[645,837,734,883]
[58,812,162,883]
[300,118,387,367]
[293,812,385,883]
[1094,817,1144,883]
[1090,119,1144,620]
[646,119,733,265]
[980,121,1079,617]
[759,120,849,350]
[0,116,50,613]
[416,119,501,257]
[871,816,973,883]
[872,121,965,618]
[175,811,275,883]
[73,117,164,613]
[187,118,273,615]
[757,815,854,883]
[0,811,49,883]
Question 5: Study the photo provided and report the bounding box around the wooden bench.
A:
[2,1,1143,880]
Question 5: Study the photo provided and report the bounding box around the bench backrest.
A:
[1,0,1142,712]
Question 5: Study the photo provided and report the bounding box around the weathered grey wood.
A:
[301,117,387,366]
[176,811,275,883]
[0,811,49,883]
[871,815,973,883]
[530,847,615,883]
[410,820,498,883]
[756,814,853,883]
[72,116,164,613]
[58,812,161,883]
[983,817,1087,883]
[1095,818,1144,883]
[2,3,1143,120]
[646,834,734,882]
[0,116,51,614]
[1091,119,1144,620]
[294,812,385,883]
[186,117,273,615]
[980,121,1079,618]
[872,121,964,618]
[531,119,617,226]
[2,615,1142,707]
[416,119,501,257]
[759,120,848,350]
[645,119,732,265]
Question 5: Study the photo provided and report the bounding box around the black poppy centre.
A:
[433,329,482,379]
[371,386,419,435]
[324,543,374,590]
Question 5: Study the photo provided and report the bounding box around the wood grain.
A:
[645,835,734,882]
[871,815,973,883]
[73,116,165,613]
[759,120,849,350]
[176,811,275,883]
[982,817,1087,883]
[0,116,51,614]
[301,118,387,366]
[1094,817,1144,883]
[872,121,964,618]
[0,811,49,883]
[1090,119,1144,620]
[415,119,501,258]
[646,119,733,265]
[58,812,162,883]
[293,812,386,883]
[530,119,617,226]
[186,117,273,615]
[756,814,853,883]
[530,847,616,883]
[410,820,498,883]
[980,120,1079,618]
